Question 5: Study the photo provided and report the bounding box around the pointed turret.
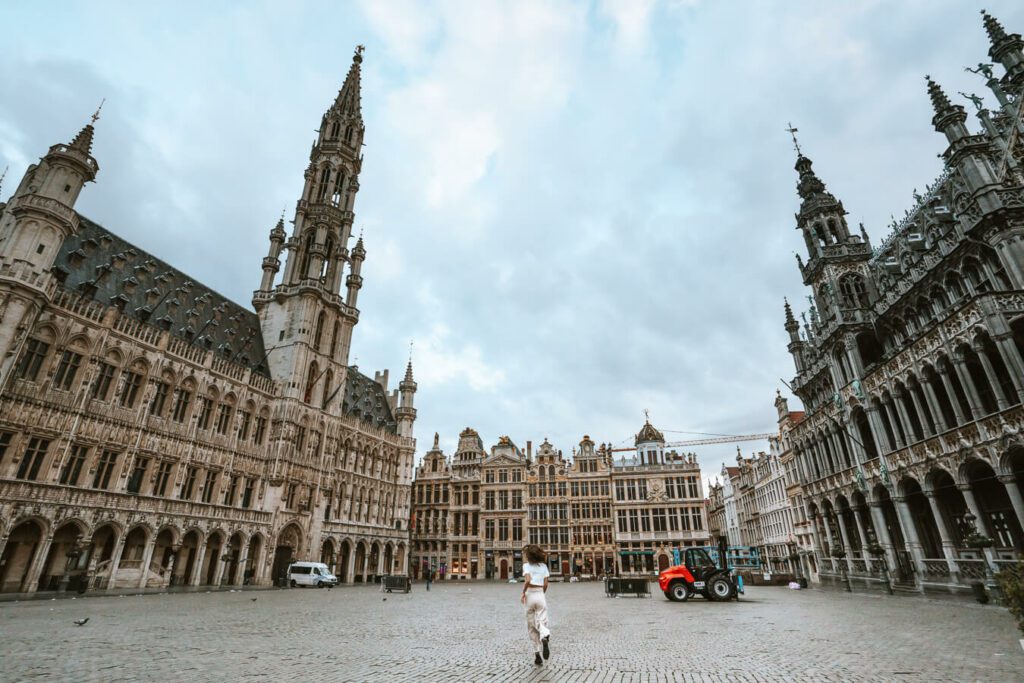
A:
[396,356,417,439]
[784,297,800,340]
[981,10,1024,88]
[926,75,970,145]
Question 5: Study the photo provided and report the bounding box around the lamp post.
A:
[961,511,996,603]
[865,526,893,595]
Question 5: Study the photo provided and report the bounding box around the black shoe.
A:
[542,636,550,660]
[534,653,543,666]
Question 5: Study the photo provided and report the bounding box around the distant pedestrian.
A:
[426,569,433,591]
[520,544,551,666]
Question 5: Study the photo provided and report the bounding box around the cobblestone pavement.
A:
[1,582,1022,682]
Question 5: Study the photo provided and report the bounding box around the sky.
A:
[2,0,1022,492]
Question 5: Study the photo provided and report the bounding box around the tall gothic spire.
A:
[68,101,104,156]
[333,46,364,119]
[926,75,953,115]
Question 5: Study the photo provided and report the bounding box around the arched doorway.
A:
[368,542,380,583]
[657,553,670,572]
[320,539,336,573]
[396,542,406,575]
[152,528,177,587]
[37,521,85,592]
[965,459,1024,549]
[337,540,351,583]
[901,478,941,558]
[0,520,45,593]
[383,544,394,576]
[203,532,224,586]
[500,558,509,580]
[354,541,367,583]
[117,527,150,589]
[87,524,119,590]
[245,535,263,585]
[177,530,202,586]
[271,524,303,585]
[225,533,244,585]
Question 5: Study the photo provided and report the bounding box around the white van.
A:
[287,562,338,588]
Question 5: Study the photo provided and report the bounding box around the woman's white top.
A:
[522,562,550,586]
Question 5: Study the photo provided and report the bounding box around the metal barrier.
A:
[604,577,650,598]
[383,575,411,593]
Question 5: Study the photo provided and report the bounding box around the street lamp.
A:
[961,511,996,603]
[864,526,893,595]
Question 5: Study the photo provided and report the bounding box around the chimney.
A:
[526,440,532,459]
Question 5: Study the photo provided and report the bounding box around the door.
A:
[657,554,670,572]
[500,559,508,580]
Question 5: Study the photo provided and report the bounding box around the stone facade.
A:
[0,49,417,595]
[781,13,1024,593]
[411,420,710,578]
[610,420,711,573]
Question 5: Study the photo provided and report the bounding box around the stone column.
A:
[212,549,228,587]
[893,496,926,581]
[0,533,9,570]
[883,400,905,449]
[924,492,958,573]
[833,511,854,572]
[920,380,947,433]
[938,366,968,426]
[164,545,180,588]
[820,512,836,570]
[952,356,986,419]
[189,543,208,587]
[866,407,891,455]
[868,503,899,572]
[105,536,128,591]
[22,534,54,593]
[361,549,370,583]
[136,535,159,589]
[346,544,357,584]
[974,343,1010,409]
[851,506,870,558]
[993,336,1024,403]
[998,475,1024,533]
[958,484,991,536]
[892,389,917,441]
[234,556,248,587]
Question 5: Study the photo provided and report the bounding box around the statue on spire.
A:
[964,63,995,79]
[785,122,801,156]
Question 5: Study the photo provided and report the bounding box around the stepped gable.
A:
[340,366,398,433]
[54,215,270,376]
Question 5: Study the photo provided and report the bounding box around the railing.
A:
[922,559,952,579]
[953,559,987,580]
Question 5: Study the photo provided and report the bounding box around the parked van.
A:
[287,562,338,588]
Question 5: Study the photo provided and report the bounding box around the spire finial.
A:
[643,408,650,423]
[981,9,1008,44]
[785,122,801,156]
[91,98,105,125]
[926,75,953,115]
[408,339,414,363]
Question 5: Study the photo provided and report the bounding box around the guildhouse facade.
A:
[781,13,1024,593]
[410,420,710,579]
[0,48,417,595]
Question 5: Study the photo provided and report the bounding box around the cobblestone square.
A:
[2,583,1022,682]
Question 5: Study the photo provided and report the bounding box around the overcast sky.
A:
[2,1,1021,490]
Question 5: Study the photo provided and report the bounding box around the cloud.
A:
[2,0,1021,495]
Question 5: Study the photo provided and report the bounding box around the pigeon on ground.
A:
[73,618,89,626]
[382,598,387,602]
[251,598,258,602]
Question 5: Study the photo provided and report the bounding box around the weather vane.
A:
[91,98,105,125]
[356,44,365,56]
[408,339,414,362]
[643,408,650,422]
[785,122,801,155]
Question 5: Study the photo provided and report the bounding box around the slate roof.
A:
[54,215,270,376]
[340,366,397,434]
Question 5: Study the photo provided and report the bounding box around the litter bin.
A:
[970,582,989,604]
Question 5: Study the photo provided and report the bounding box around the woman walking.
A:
[520,544,551,666]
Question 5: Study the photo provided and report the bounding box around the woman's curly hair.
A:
[523,544,545,564]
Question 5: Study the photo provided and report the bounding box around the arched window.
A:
[329,321,340,359]
[300,233,315,280]
[321,237,334,281]
[329,121,340,139]
[314,312,325,351]
[316,167,331,201]
[322,369,334,409]
[332,172,345,207]
[963,258,990,294]
[345,126,353,143]
[304,362,319,404]
[827,218,841,244]
[944,271,965,302]
[838,274,868,309]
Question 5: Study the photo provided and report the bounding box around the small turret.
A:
[927,76,969,143]
[982,10,1024,87]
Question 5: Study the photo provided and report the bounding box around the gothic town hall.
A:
[0,49,417,594]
